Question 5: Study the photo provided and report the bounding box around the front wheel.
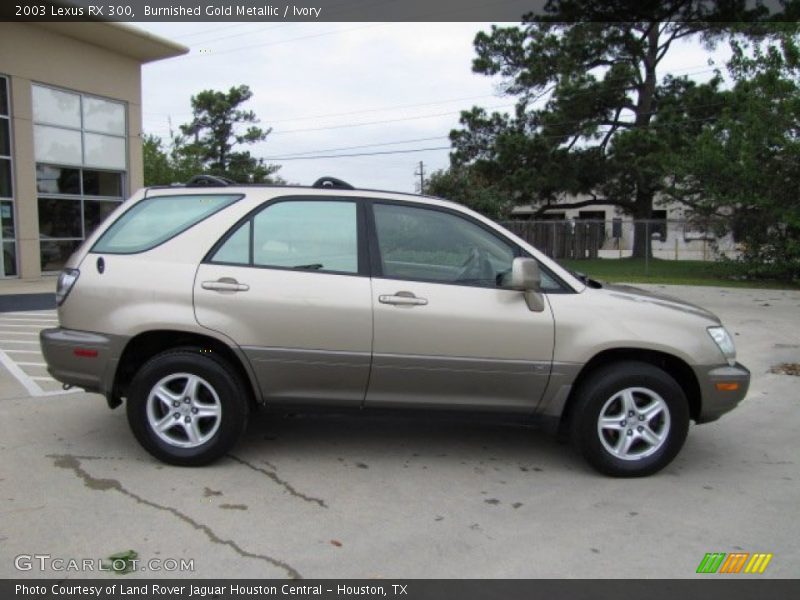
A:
[126,349,249,466]
[570,361,689,477]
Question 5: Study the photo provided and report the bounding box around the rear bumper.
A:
[39,328,125,396]
[694,362,751,423]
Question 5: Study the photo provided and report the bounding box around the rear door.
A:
[194,197,372,406]
[365,201,555,411]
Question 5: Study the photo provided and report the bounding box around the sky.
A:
[135,22,731,193]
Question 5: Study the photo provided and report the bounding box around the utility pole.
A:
[414,160,425,195]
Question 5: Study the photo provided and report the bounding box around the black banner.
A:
[4,580,800,600]
[2,0,799,22]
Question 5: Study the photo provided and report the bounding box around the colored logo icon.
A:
[696,552,773,574]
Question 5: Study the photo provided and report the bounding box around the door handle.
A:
[201,278,250,292]
[379,291,428,306]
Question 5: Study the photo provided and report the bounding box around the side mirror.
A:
[509,257,540,290]
[509,257,545,312]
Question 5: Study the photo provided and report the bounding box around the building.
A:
[0,22,187,279]
[510,194,737,261]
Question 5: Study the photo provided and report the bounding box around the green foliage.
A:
[445,3,791,256]
[143,85,280,185]
[425,167,512,219]
[103,550,138,575]
[666,28,800,281]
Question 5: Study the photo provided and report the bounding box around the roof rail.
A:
[312,176,355,190]
[186,174,236,187]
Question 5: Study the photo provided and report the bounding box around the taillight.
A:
[55,268,80,306]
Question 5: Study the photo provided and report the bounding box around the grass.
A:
[557,257,800,289]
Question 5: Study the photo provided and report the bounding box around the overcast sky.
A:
[135,22,731,193]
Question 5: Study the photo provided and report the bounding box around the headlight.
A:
[707,326,736,366]
[55,268,80,306]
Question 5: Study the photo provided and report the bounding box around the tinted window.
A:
[373,203,514,287]
[212,220,250,264]
[213,200,358,274]
[93,194,240,254]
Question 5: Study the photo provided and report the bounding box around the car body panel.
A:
[193,264,373,406]
[366,278,555,411]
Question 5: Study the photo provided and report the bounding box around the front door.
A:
[366,202,555,411]
[194,198,372,406]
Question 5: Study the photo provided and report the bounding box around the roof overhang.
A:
[36,22,188,63]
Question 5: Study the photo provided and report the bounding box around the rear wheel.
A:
[570,361,689,477]
[126,348,249,466]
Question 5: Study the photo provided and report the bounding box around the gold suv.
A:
[41,176,750,476]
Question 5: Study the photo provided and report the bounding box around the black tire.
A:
[570,361,689,477]
[126,348,249,466]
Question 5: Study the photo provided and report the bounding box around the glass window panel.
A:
[1,200,15,239]
[211,221,251,265]
[0,119,9,156]
[38,197,82,239]
[3,241,16,277]
[93,194,240,254]
[252,201,358,273]
[83,170,122,197]
[40,240,80,272]
[0,159,10,198]
[34,125,82,165]
[83,200,120,236]
[373,203,514,287]
[0,78,8,116]
[82,97,125,135]
[84,133,125,170]
[36,164,80,195]
[32,86,80,128]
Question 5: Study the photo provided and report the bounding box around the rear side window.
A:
[92,194,241,254]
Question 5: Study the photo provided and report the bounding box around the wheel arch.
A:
[558,348,701,437]
[110,330,260,410]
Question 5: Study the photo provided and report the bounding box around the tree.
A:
[142,134,172,187]
[425,167,511,219]
[142,133,203,186]
[447,1,788,257]
[666,29,800,280]
[179,85,280,183]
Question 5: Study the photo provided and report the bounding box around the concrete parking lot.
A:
[0,284,798,579]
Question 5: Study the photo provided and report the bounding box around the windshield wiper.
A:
[293,263,324,270]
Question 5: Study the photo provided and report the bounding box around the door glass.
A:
[373,203,514,287]
[250,200,358,273]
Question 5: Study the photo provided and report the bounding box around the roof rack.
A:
[186,174,236,187]
[312,176,355,190]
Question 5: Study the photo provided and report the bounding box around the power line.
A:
[273,136,448,157]
[262,146,451,160]
[168,23,389,61]
[270,104,517,135]
[259,113,732,161]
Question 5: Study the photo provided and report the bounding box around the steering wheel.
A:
[457,248,494,283]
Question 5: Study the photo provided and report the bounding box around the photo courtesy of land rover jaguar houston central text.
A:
[40,176,750,476]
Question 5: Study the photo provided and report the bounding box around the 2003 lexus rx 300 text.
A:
[40,176,750,476]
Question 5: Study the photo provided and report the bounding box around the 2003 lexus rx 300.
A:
[40,176,750,476]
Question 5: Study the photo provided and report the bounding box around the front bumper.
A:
[694,362,751,423]
[39,328,123,396]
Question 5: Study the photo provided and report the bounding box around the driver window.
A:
[373,203,514,287]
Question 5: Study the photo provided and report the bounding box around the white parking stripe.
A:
[0,310,79,397]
